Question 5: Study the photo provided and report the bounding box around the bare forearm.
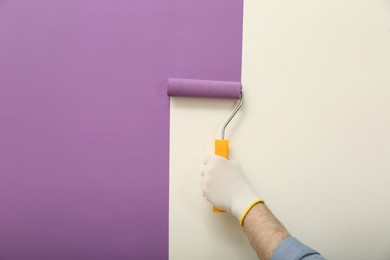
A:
[243,203,290,260]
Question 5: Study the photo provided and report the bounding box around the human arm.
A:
[201,155,325,260]
[242,202,290,259]
[243,203,324,260]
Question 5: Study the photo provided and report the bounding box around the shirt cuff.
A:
[271,237,323,260]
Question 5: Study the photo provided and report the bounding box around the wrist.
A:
[231,188,264,225]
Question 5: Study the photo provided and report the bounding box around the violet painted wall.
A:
[0,1,242,259]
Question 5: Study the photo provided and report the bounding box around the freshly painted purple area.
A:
[167,78,242,99]
[0,1,242,259]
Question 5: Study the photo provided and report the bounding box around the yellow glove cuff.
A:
[239,199,265,226]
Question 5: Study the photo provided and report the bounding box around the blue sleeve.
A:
[271,237,326,260]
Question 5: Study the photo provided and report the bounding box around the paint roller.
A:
[167,78,244,212]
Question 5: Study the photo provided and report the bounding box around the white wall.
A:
[170,1,390,259]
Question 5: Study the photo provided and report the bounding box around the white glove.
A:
[201,155,264,225]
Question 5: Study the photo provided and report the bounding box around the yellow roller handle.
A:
[213,139,229,213]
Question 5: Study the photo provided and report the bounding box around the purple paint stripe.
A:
[0,0,243,259]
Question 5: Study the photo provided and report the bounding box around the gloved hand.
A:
[201,155,264,225]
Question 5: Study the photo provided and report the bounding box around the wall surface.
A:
[0,1,243,259]
[170,0,390,259]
